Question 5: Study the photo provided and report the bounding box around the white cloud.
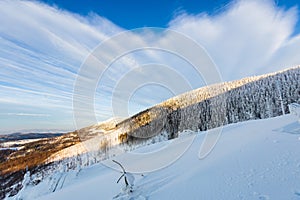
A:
[0,0,123,132]
[1,113,51,117]
[1,0,300,132]
[168,0,299,80]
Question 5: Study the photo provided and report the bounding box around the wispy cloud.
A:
[0,0,123,132]
[1,113,51,117]
[0,0,300,133]
[169,0,299,80]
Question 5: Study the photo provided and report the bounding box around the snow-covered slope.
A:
[40,66,300,165]
[17,114,300,200]
[3,67,299,199]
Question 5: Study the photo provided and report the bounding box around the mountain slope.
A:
[1,66,300,199]
[16,114,300,200]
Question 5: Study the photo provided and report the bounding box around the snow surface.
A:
[16,114,300,200]
[289,103,300,122]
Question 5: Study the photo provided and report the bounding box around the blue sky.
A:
[40,0,231,29]
[40,0,300,33]
[1,0,300,133]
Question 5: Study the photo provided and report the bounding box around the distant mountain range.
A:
[0,132,64,143]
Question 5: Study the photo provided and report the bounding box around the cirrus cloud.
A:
[0,0,300,133]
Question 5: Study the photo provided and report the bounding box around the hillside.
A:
[1,66,300,199]
[14,114,300,200]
